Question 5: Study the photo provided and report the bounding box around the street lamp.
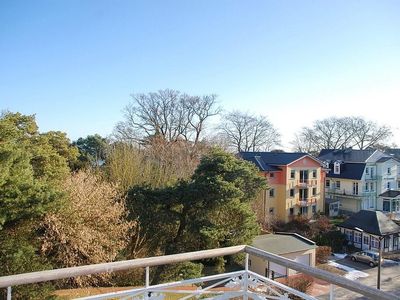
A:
[377,236,384,290]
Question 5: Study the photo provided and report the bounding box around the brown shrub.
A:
[282,274,314,299]
[316,246,332,264]
[40,170,134,287]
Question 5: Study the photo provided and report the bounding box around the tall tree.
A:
[0,112,77,229]
[291,116,392,154]
[73,134,108,168]
[113,89,220,145]
[126,149,266,278]
[219,111,281,152]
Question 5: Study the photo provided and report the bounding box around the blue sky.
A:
[1,1,400,149]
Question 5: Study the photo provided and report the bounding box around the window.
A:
[299,188,308,201]
[269,189,275,197]
[270,172,274,178]
[387,182,391,190]
[383,201,391,212]
[370,182,374,191]
[289,207,294,215]
[269,208,274,214]
[312,170,317,178]
[371,237,379,248]
[300,206,308,215]
[353,182,359,195]
[345,230,353,242]
[325,180,330,188]
[398,181,400,189]
[394,237,399,249]
[334,164,340,174]
[290,170,295,179]
[366,167,369,175]
[365,182,369,192]
[336,181,340,189]
[312,187,317,196]
[363,235,369,245]
[312,205,317,214]
[354,232,362,244]
[384,236,390,248]
[300,170,308,182]
[387,167,391,174]
[249,259,252,267]
[290,189,295,197]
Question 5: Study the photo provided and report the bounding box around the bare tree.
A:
[291,116,392,153]
[350,117,392,149]
[219,111,281,152]
[113,89,220,145]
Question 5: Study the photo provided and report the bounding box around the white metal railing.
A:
[0,245,396,300]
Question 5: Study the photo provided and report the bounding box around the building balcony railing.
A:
[296,179,318,188]
[297,198,318,207]
[0,246,395,300]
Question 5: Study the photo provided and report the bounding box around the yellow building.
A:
[240,152,326,223]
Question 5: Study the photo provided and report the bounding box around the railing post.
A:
[330,284,335,300]
[7,286,11,300]
[145,266,149,300]
[244,253,249,300]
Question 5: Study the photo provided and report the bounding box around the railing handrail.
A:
[0,245,245,288]
[245,246,394,300]
[0,244,396,300]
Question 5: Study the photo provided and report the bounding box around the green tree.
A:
[73,134,108,168]
[0,112,77,229]
[0,112,78,298]
[127,149,266,282]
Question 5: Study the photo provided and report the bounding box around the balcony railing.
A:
[296,179,318,188]
[297,198,318,207]
[0,245,395,300]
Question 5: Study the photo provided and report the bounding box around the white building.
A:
[319,149,400,214]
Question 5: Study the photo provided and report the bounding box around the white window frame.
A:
[354,232,362,244]
[371,237,380,248]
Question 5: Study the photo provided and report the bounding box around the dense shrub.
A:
[282,274,314,300]
[40,171,134,287]
[314,230,346,252]
[316,246,332,264]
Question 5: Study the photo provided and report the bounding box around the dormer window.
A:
[334,161,341,175]
[365,167,369,175]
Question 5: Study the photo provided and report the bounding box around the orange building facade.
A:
[240,152,326,223]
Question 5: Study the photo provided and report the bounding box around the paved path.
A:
[318,258,400,299]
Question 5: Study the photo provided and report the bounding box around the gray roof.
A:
[239,152,318,172]
[338,210,400,236]
[380,190,400,198]
[252,233,316,255]
[326,162,365,180]
[385,149,400,160]
[318,149,375,163]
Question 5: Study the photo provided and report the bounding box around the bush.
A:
[282,274,314,300]
[0,223,55,300]
[40,171,134,287]
[159,262,204,283]
[315,230,346,252]
[316,246,332,264]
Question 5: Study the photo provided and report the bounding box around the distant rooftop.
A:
[239,152,311,171]
[252,232,316,255]
[380,190,400,198]
[326,162,366,180]
[318,148,376,163]
[338,210,400,236]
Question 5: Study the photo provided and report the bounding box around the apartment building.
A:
[318,148,400,215]
[240,152,325,223]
